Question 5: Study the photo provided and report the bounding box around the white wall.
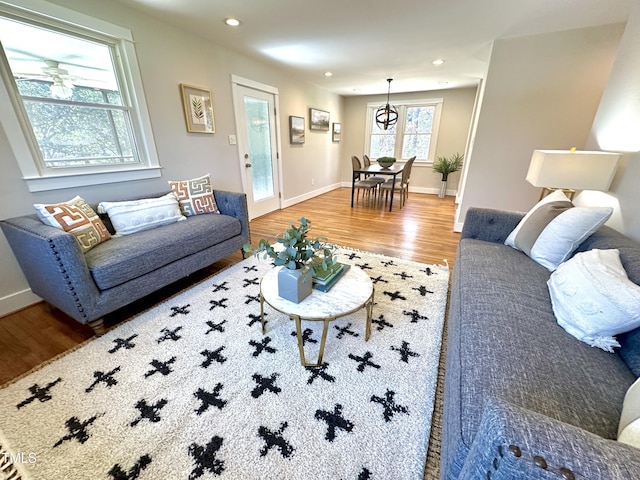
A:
[579,2,640,241]
[0,0,344,315]
[342,87,477,194]
[456,23,625,227]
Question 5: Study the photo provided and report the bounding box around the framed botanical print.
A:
[180,84,215,133]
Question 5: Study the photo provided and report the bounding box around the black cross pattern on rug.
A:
[372,314,393,332]
[144,357,176,378]
[16,377,62,409]
[211,281,230,293]
[334,322,359,339]
[394,271,414,281]
[53,413,102,447]
[305,363,336,385]
[423,267,436,276]
[108,334,138,354]
[189,436,225,478]
[130,399,167,427]
[251,373,281,398]
[249,337,277,357]
[194,384,227,415]
[85,367,121,393]
[369,275,388,285]
[200,347,227,368]
[258,422,295,458]
[315,403,354,442]
[205,319,227,335]
[357,468,373,480]
[243,277,260,288]
[291,328,317,345]
[403,309,429,323]
[371,389,409,422]
[390,341,420,363]
[157,326,183,343]
[244,265,258,273]
[244,294,260,305]
[170,304,190,317]
[344,252,361,261]
[209,298,229,310]
[108,455,152,480]
[381,260,397,268]
[247,313,265,328]
[348,351,381,373]
[383,290,407,301]
[412,285,434,296]
[355,262,373,271]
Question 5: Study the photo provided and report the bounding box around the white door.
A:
[234,84,281,219]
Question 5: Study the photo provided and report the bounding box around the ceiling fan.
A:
[12,59,76,99]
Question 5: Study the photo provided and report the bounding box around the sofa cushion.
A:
[34,196,111,253]
[85,213,241,290]
[548,249,640,352]
[453,238,635,451]
[97,193,186,236]
[168,173,219,216]
[505,190,612,271]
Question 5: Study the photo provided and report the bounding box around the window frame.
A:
[0,0,161,192]
[364,98,443,164]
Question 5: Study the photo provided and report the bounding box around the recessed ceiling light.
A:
[224,18,241,26]
[324,71,333,77]
[432,59,445,65]
[439,81,449,85]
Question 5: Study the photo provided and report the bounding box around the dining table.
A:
[351,162,405,211]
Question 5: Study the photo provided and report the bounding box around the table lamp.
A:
[526,148,621,200]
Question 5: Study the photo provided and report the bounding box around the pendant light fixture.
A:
[375,78,398,130]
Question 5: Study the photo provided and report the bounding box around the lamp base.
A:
[539,187,576,201]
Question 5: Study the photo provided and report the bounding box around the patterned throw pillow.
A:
[34,196,111,253]
[168,174,219,216]
[504,190,613,271]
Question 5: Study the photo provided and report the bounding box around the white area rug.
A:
[0,248,449,480]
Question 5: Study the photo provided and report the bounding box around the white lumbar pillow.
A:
[505,190,612,271]
[619,378,640,448]
[547,249,640,352]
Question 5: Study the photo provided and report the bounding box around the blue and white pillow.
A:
[98,193,185,236]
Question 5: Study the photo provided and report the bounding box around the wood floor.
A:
[0,187,460,386]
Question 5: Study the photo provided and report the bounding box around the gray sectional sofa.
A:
[442,207,640,479]
[0,190,249,335]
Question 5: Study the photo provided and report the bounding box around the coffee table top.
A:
[261,264,373,320]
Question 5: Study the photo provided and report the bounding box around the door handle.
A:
[245,163,252,168]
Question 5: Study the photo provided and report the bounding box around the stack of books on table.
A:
[312,262,350,292]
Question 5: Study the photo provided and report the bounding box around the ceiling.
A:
[115,0,632,96]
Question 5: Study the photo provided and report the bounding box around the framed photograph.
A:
[180,84,215,133]
[289,116,305,144]
[332,123,341,142]
[309,108,330,131]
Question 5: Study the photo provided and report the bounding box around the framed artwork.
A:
[180,84,215,133]
[309,108,330,131]
[332,123,341,142]
[289,116,305,144]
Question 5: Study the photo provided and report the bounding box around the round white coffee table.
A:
[259,265,375,367]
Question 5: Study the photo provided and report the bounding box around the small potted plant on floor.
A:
[433,152,463,198]
[244,218,337,303]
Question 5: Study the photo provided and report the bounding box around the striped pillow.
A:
[505,190,612,271]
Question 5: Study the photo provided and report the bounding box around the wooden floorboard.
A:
[0,187,460,385]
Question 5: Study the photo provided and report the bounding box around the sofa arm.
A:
[214,190,250,244]
[0,215,100,323]
[459,398,640,480]
[460,207,525,244]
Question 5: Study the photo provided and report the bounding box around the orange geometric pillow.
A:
[34,196,111,253]
[168,173,219,216]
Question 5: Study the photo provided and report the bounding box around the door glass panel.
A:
[244,96,274,201]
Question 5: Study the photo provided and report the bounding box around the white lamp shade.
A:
[526,150,621,191]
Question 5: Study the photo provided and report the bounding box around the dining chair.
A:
[363,154,387,184]
[352,155,382,203]
[380,156,415,208]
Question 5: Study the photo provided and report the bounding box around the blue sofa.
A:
[0,190,250,335]
[442,207,640,479]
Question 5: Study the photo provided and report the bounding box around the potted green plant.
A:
[433,152,464,198]
[243,218,337,303]
[376,156,396,169]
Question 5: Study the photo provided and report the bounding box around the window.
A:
[0,1,160,191]
[366,99,442,163]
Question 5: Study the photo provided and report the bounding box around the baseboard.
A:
[0,288,42,318]
[282,183,343,208]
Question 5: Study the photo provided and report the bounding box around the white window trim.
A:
[0,0,161,192]
[364,97,443,164]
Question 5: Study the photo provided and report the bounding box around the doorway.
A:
[232,76,282,219]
